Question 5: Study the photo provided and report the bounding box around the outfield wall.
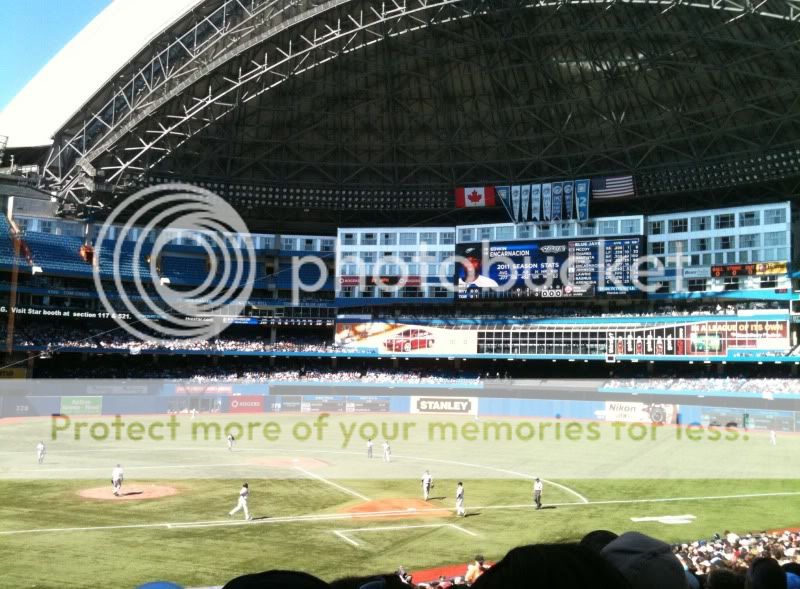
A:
[2,389,798,432]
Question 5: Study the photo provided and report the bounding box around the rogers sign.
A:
[229,396,265,413]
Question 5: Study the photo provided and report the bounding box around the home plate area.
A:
[341,498,451,521]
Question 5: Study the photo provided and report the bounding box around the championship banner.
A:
[496,186,511,218]
[552,182,563,222]
[511,185,521,222]
[520,184,531,223]
[575,179,590,221]
[531,184,542,222]
[542,183,552,222]
[563,181,574,220]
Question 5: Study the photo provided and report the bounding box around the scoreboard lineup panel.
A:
[476,320,789,356]
[333,318,790,359]
[456,236,644,300]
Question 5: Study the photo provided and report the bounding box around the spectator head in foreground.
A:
[707,567,745,589]
[330,574,412,589]
[580,530,619,554]
[600,531,690,589]
[745,557,787,589]
[471,543,630,589]
[223,570,330,589]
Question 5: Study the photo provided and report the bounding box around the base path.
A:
[249,457,329,469]
[341,498,450,520]
[78,485,180,501]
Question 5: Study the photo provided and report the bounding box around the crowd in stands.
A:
[1,324,339,354]
[136,528,800,588]
[604,377,800,395]
[384,301,782,323]
[32,362,476,384]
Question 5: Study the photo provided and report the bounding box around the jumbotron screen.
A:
[455,237,644,300]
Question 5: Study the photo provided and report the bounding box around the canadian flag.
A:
[455,186,496,208]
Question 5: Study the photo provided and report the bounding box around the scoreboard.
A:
[456,236,644,300]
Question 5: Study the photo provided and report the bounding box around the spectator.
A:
[600,531,690,589]
[464,555,488,585]
[222,570,330,589]
[471,544,630,589]
[746,557,787,589]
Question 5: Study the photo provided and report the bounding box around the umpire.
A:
[533,478,543,510]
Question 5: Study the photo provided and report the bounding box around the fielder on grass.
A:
[534,478,543,510]
[229,482,252,520]
[36,441,46,465]
[455,482,466,517]
[382,440,392,462]
[421,470,433,501]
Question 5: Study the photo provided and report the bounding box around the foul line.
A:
[3,490,800,536]
[293,466,370,501]
[334,530,360,546]
[332,523,479,548]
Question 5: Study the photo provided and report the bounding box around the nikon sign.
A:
[410,396,478,416]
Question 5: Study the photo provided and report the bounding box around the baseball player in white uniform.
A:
[770,430,777,446]
[533,478,544,509]
[382,440,391,462]
[228,482,252,520]
[227,434,235,451]
[367,438,374,459]
[36,441,46,465]
[112,464,124,496]
[421,470,433,501]
[455,482,465,517]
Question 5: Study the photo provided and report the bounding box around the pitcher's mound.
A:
[343,498,449,520]
[78,484,179,501]
[250,457,329,469]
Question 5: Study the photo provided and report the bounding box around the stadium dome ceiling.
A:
[42,0,800,215]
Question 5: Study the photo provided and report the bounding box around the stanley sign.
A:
[410,396,478,415]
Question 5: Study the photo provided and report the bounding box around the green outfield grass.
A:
[1,413,798,588]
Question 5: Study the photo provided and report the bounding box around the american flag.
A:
[590,175,635,199]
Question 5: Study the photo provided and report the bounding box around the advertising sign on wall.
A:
[60,396,102,415]
[410,396,478,415]
[597,402,679,424]
[229,396,265,413]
